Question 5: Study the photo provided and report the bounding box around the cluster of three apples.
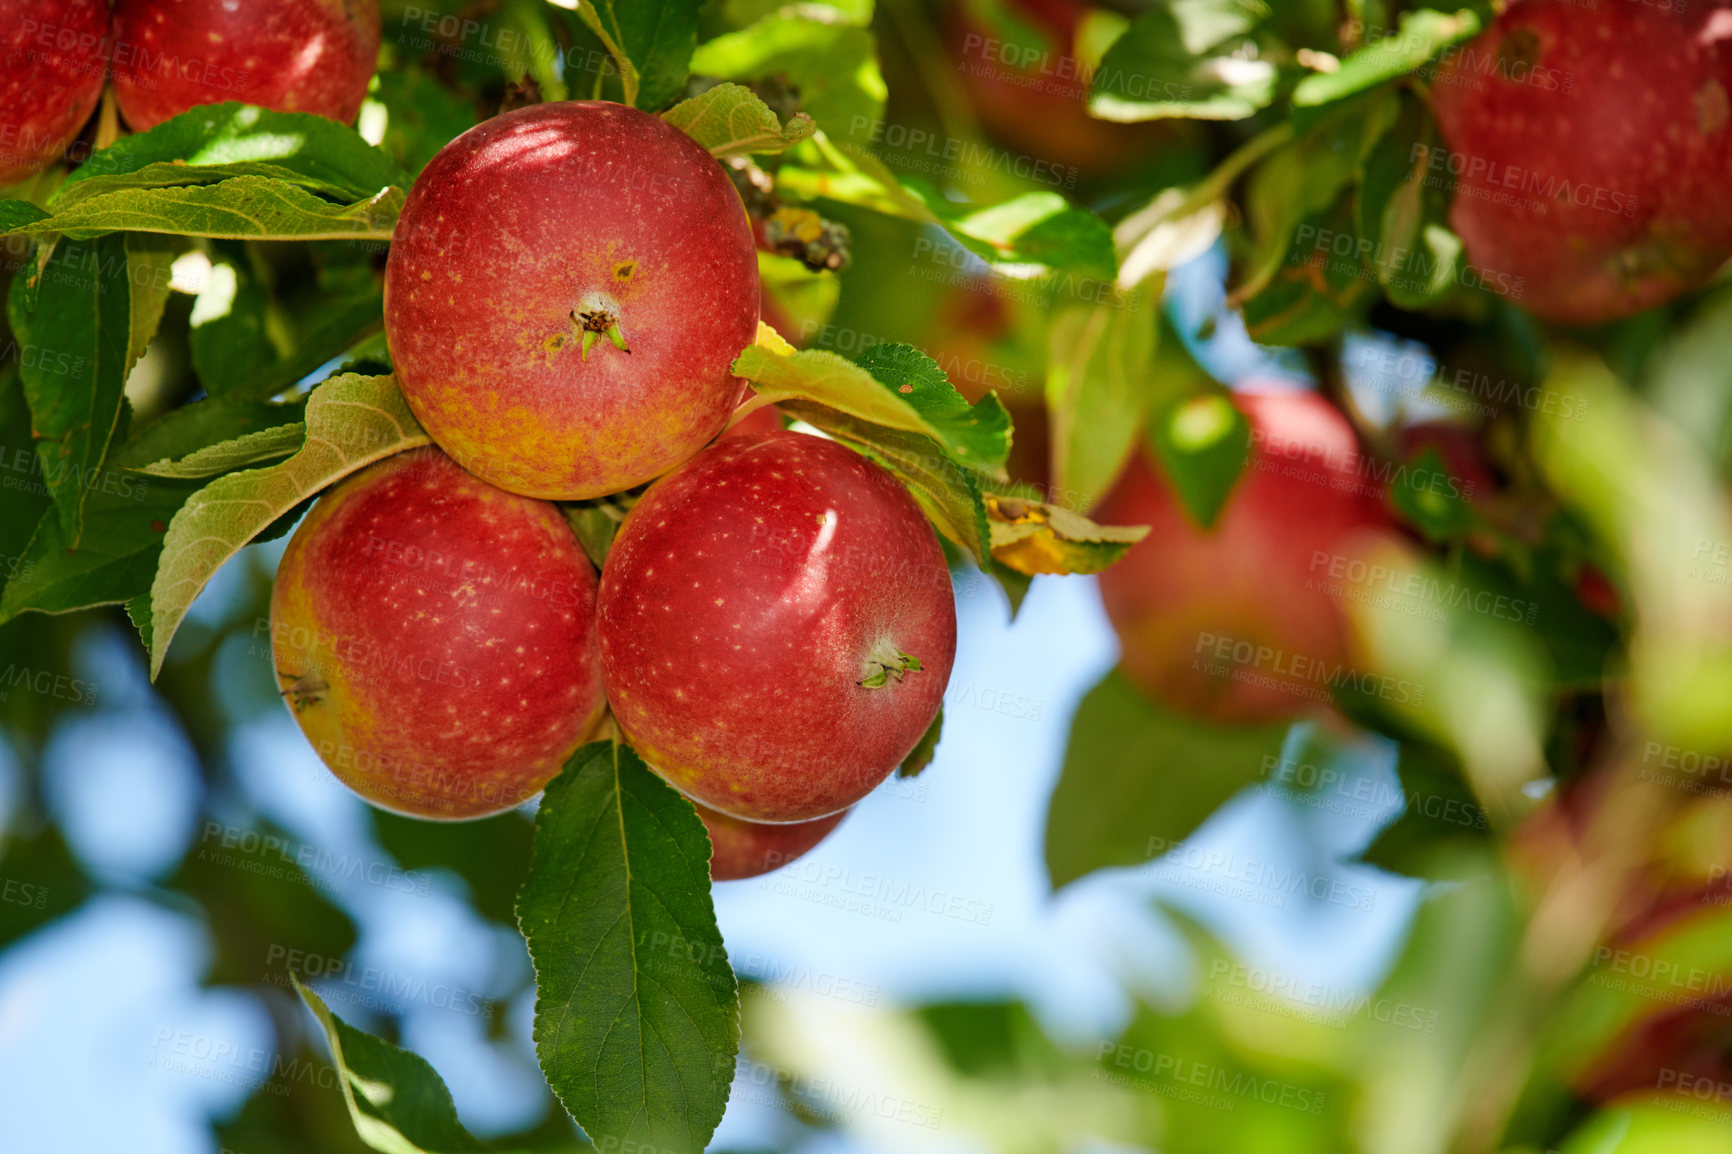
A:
[271,103,955,878]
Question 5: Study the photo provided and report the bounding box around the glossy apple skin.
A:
[385,102,760,500]
[0,0,111,185]
[1432,1,1732,324]
[696,800,846,881]
[1095,388,1391,724]
[271,449,605,819]
[110,0,380,131]
[597,430,956,823]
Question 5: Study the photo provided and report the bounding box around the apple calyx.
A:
[570,292,631,361]
[278,671,328,711]
[859,645,924,689]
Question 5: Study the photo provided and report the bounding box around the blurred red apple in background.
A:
[111,0,381,130]
[1095,387,1392,723]
[1432,1,1732,323]
[0,0,110,185]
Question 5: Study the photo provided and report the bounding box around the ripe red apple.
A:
[385,102,760,500]
[1095,387,1391,724]
[696,800,846,881]
[271,448,605,819]
[109,0,380,131]
[597,430,955,823]
[1431,2,1732,324]
[0,0,111,186]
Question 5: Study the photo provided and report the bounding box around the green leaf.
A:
[900,707,943,778]
[60,103,406,203]
[1358,744,1491,880]
[0,396,303,623]
[690,9,885,136]
[371,68,481,178]
[561,495,634,572]
[986,494,1149,576]
[734,339,1010,475]
[781,400,992,562]
[1239,201,1380,347]
[295,978,482,1154]
[1089,0,1276,122]
[134,422,306,478]
[573,1,701,111]
[1293,10,1481,112]
[1045,669,1289,890]
[1147,391,1252,530]
[1355,90,1465,309]
[661,82,815,158]
[516,742,737,1154]
[0,366,51,605]
[190,243,277,393]
[0,201,46,232]
[924,192,1117,281]
[777,136,1112,277]
[7,234,136,546]
[146,374,429,678]
[125,233,176,368]
[3,177,405,243]
[1045,293,1159,514]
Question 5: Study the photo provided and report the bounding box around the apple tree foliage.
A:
[4,1,1732,1153]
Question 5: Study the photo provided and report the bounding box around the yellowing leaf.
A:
[987,494,1148,576]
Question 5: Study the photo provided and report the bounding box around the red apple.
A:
[1396,421,1498,508]
[0,0,110,185]
[596,430,955,823]
[270,448,605,819]
[944,0,1172,177]
[385,102,759,500]
[696,800,846,881]
[1431,2,1732,324]
[110,0,380,131]
[1095,387,1391,724]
